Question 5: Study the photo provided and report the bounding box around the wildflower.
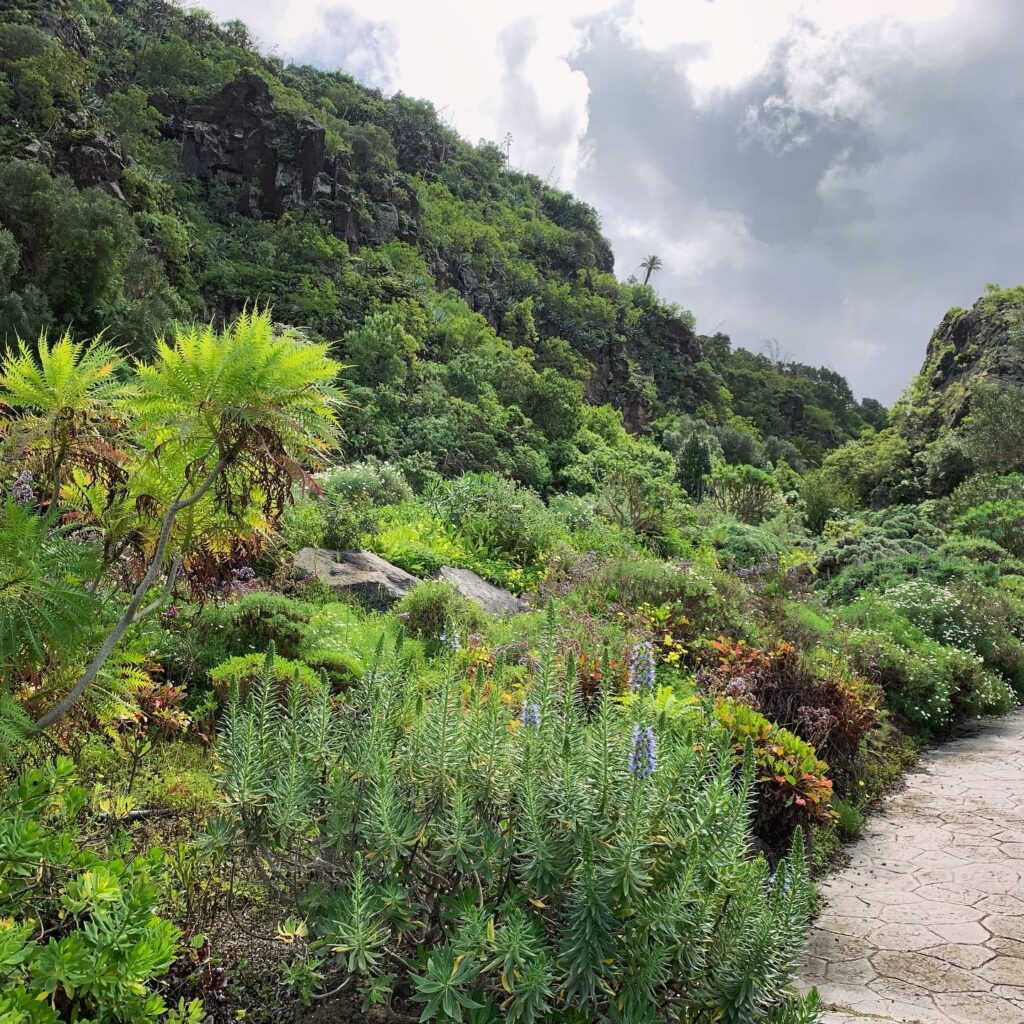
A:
[628,641,657,691]
[724,676,748,698]
[520,701,541,729]
[439,626,461,652]
[10,470,34,506]
[628,724,657,778]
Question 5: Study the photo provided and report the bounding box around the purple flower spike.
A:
[628,724,657,778]
[520,701,541,729]
[628,641,657,691]
[11,470,34,507]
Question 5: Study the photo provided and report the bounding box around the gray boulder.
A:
[432,566,524,617]
[294,548,419,610]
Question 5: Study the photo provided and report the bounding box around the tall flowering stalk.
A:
[628,641,656,692]
[628,724,657,779]
[10,470,34,507]
[520,701,541,730]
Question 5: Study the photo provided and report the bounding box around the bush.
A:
[371,508,467,577]
[709,517,786,568]
[320,460,413,506]
[214,618,820,1022]
[707,463,780,525]
[713,698,833,847]
[955,500,1024,558]
[840,600,1016,734]
[208,651,320,703]
[425,472,561,565]
[880,581,982,651]
[222,593,317,659]
[0,757,199,1024]
[701,638,878,785]
[394,580,485,643]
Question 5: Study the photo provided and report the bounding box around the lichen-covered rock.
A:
[293,548,419,610]
[431,566,524,617]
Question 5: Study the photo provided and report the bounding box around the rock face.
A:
[173,72,418,248]
[918,293,1024,431]
[293,548,419,610]
[432,566,524,617]
[39,113,129,201]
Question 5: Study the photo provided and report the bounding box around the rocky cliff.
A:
[171,73,419,250]
[904,286,1024,436]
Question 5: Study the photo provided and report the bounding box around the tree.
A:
[963,382,1024,472]
[0,331,126,509]
[0,311,343,730]
[343,311,419,387]
[640,254,662,286]
[707,462,780,525]
[676,433,712,502]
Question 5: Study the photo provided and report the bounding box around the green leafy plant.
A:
[0,757,200,1023]
[213,612,819,1022]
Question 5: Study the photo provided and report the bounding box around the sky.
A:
[193,0,1024,403]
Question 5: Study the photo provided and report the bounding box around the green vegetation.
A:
[1,2,1023,1022]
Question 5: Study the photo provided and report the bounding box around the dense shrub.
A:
[208,650,320,702]
[709,517,787,568]
[214,620,820,1022]
[425,472,561,565]
[713,698,833,845]
[0,758,199,1024]
[955,500,1024,558]
[319,460,413,506]
[841,598,1016,734]
[702,638,878,784]
[707,463,781,525]
[394,580,485,643]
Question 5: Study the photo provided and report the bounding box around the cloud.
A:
[194,0,1024,402]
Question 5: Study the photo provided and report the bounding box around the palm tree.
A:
[0,332,127,508]
[640,254,663,286]
[2,311,345,730]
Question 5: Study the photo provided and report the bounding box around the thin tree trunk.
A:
[34,447,234,731]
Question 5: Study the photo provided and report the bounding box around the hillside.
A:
[0,0,882,487]
[4,4,1024,1024]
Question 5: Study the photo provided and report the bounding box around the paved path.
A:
[800,711,1024,1023]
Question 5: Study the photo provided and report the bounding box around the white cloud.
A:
[196,0,966,188]
[190,0,1016,400]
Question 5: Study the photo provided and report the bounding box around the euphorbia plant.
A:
[213,610,821,1022]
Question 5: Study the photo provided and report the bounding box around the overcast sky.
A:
[194,0,1024,403]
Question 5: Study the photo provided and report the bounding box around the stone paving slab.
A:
[800,711,1024,1023]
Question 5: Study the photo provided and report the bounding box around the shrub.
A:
[0,757,199,1024]
[709,517,786,568]
[214,616,819,1023]
[371,509,467,577]
[208,651,320,703]
[319,460,413,506]
[837,604,1014,734]
[280,495,327,551]
[425,472,561,565]
[880,581,981,651]
[394,580,485,643]
[702,638,878,785]
[713,698,834,845]
[955,500,1024,558]
[707,463,780,525]
[222,593,316,659]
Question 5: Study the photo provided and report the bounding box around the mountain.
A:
[0,0,882,486]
